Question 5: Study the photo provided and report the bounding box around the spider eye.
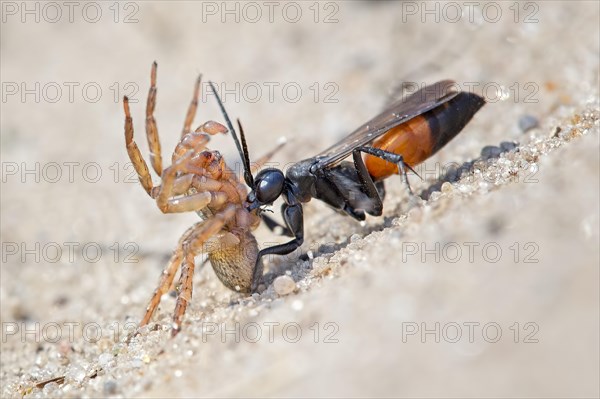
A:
[254,168,285,204]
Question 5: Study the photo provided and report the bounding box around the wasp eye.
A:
[254,168,285,204]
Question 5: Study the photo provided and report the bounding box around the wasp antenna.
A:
[236,119,255,187]
[208,81,254,187]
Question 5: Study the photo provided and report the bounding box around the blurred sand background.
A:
[1,1,599,397]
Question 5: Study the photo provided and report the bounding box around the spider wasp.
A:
[211,80,486,291]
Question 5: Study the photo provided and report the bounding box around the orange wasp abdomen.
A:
[365,92,486,181]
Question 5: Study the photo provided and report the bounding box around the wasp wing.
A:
[312,80,459,169]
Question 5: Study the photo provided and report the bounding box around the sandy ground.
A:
[1,1,599,398]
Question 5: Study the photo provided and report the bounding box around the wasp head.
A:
[209,81,286,213]
[247,168,285,211]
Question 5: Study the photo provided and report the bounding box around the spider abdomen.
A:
[209,231,259,293]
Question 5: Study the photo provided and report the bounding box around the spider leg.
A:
[156,168,212,213]
[145,61,163,176]
[171,205,237,336]
[170,174,195,196]
[167,174,230,203]
[124,96,154,196]
[139,250,182,327]
[181,73,201,138]
[152,152,218,213]
[139,222,199,327]
[173,121,228,163]
[171,247,195,336]
[191,175,242,205]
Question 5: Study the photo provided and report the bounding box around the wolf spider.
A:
[123,62,278,336]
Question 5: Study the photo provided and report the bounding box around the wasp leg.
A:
[145,62,163,176]
[181,73,202,138]
[312,161,377,220]
[261,212,294,237]
[375,180,386,202]
[252,202,304,292]
[351,149,384,216]
[355,146,418,196]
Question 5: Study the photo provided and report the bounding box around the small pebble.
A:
[480,145,502,160]
[500,141,518,152]
[518,114,539,133]
[273,275,296,296]
[459,162,474,177]
[445,167,459,182]
[441,182,453,194]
